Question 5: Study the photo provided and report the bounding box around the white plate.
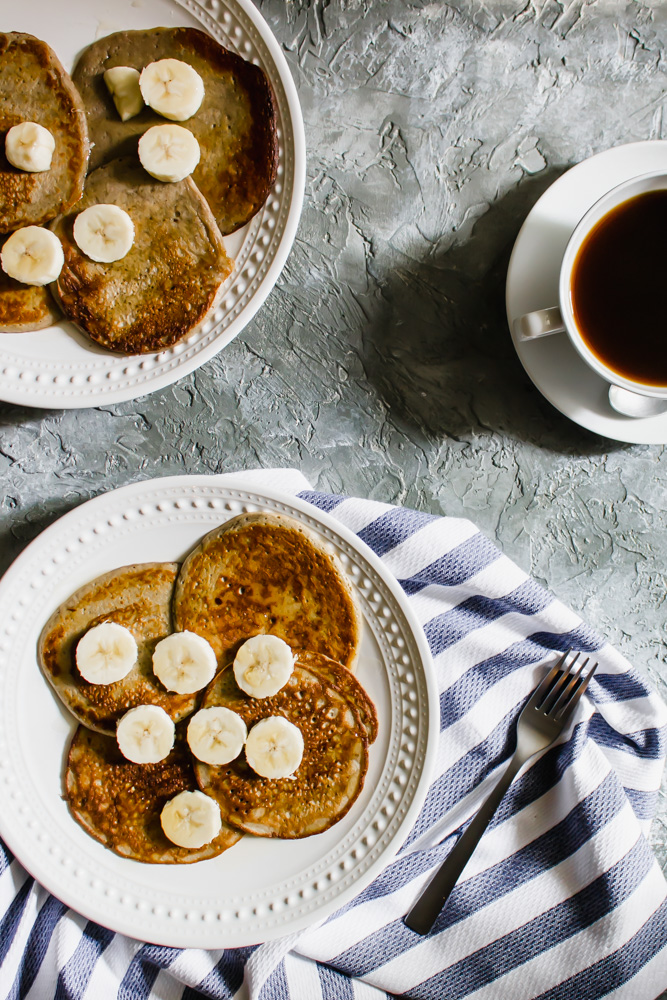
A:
[506,140,667,444]
[0,0,305,409]
[0,476,438,948]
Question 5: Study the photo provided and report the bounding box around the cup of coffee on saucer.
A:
[514,171,667,418]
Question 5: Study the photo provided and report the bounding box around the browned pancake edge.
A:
[296,650,378,744]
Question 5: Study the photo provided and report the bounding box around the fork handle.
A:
[405,751,526,935]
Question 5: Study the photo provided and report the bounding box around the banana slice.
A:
[75,621,138,685]
[233,635,295,699]
[187,706,247,765]
[73,204,135,263]
[0,226,64,286]
[138,124,200,183]
[5,122,55,172]
[116,704,175,764]
[245,716,304,779]
[139,59,204,122]
[152,630,217,695]
[104,66,144,122]
[161,789,222,849]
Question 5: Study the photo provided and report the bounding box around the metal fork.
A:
[404,649,598,936]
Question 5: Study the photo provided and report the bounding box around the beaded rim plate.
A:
[0,0,305,408]
[0,476,438,947]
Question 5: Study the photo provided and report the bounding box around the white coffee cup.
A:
[515,171,667,417]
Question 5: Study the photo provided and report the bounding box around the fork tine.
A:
[547,654,589,719]
[540,651,580,713]
[525,649,572,710]
[554,660,598,721]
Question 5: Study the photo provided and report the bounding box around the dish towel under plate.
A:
[2,468,666,1000]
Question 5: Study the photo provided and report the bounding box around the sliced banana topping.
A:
[0,226,64,286]
[160,789,222,849]
[75,621,138,685]
[73,204,135,263]
[152,630,217,694]
[138,123,200,183]
[233,635,295,699]
[5,121,55,172]
[139,58,205,122]
[187,706,247,766]
[116,704,175,764]
[245,716,304,779]
[104,66,144,122]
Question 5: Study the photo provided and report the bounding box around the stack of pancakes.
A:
[0,26,278,351]
[39,512,377,864]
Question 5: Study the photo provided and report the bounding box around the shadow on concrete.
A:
[0,400,87,573]
[0,489,96,577]
[359,167,632,457]
[0,401,64,425]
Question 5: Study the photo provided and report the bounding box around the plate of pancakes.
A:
[0,0,304,407]
[0,475,438,947]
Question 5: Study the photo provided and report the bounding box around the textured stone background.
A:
[1,0,667,935]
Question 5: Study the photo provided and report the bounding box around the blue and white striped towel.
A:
[2,468,667,1000]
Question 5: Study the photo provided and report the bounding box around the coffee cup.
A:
[515,171,667,417]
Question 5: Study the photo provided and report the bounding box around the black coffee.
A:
[571,189,667,387]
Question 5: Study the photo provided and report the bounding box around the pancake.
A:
[50,156,233,354]
[66,725,241,862]
[38,562,200,736]
[195,659,369,838]
[296,650,378,743]
[0,32,88,233]
[0,234,61,330]
[72,26,278,237]
[173,512,363,671]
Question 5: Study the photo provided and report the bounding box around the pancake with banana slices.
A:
[0,236,61,331]
[173,512,363,671]
[195,655,373,838]
[66,725,241,863]
[0,32,88,233]
[50,156,233,354]
[72,26,278,237]
[38,562,200,735]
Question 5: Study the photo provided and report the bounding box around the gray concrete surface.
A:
[1,0,666,974]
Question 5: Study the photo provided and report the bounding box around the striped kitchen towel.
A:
[2,468,666,1000]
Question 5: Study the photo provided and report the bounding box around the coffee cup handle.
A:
[608,384,667,418]
[514,306,566,341]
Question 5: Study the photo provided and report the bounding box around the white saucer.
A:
[505,140,667,444]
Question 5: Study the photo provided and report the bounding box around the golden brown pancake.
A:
[0,233,61,330]
[173,512,363,671]
[72,26,278,236]
[296,650,378,743]
[39,563,200,736]
[66,725,241,863]
[195,658,370,838]
[0,32,88,233]
[50,156,233,354]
